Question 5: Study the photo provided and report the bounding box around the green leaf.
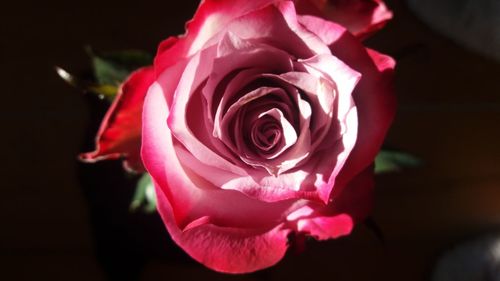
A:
[57,48,152,102]
[130,173,157,213]
[86,47,153,86]
[92,56,131,85]
[375,150,421,174]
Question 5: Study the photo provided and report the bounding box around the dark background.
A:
[2,0,500,280]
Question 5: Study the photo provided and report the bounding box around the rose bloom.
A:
[82,0,395,273]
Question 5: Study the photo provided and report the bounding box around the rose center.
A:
[250,116,282,152]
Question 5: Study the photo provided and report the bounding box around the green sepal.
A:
[88,84,119,101]
[86,47,153,86]
[374,150,421,174]
[130,173,157,213]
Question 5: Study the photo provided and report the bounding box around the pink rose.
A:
[142,0,395,273]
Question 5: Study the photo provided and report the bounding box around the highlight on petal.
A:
[296,213,353,240]
[286,204,354,240]
[294,0,393,39]
[166,44,248,176]
[204,2,326,59]
[285,167,374,241]
[154,0,283,75]
[275,1,332,55]
[299,15,396,187]
[80,66,155,172]
[155,184,291,274]
[298,54,361,104]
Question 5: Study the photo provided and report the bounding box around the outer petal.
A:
[330,166,375,221]
[154,183,291,274]
[80,66,154,172]
[200,3,323,60]
[294,0,393,39]
[273,68,359,203]
[154,0,282,76]
[296,213,353,240]
[286,166,374,240]
[299,15,396,189]
[167,43,250,176]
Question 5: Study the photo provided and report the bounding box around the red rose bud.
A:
[80,66,155,173]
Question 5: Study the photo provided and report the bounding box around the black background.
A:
[2,0,500,280]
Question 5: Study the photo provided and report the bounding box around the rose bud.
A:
[80,66,155,173]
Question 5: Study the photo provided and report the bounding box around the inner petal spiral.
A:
[251,116,281,152]
[247,108,298,160]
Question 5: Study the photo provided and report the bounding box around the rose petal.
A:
[298,54,362,115]
[275,71,339,148]
[275,1,332,55]
[167,44,248,176]
[297,104,358,203]
[296,213,353,240]
[198,3,327,60]
[264,71,359,195]
[330,166,375,220]
[216,31,255,57]
[222,4,322,58]
[219,87,297,159]
[257,108,298,157]
[299,15,396,188]
[295,55,362,176]
[294,0,393,39]
[154,0,283,76]
[285,167,374,240]
[295,166,374,234]
[207,35,294,138]
[154,183,291,273]
[79,66,154,173]
[238,107,299,175]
